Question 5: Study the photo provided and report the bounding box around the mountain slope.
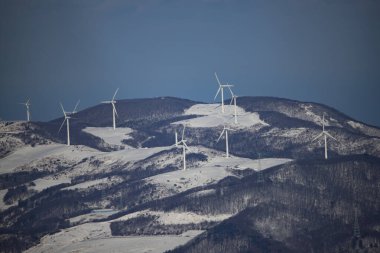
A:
[167,155,380,253]
[0,96,379,253]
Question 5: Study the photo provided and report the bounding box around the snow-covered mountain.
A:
[0,96,379,253]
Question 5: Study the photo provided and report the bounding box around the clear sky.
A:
[1,0,379,126]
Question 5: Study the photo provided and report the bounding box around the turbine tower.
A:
[227,87,238,124]
[58,100,80,146]
[311,114,337,159]
[217,125,233,158]
[101,88,119,130]
[175,130,178,147]
[177,125,190,170]
[214,72,233,113]
[20,99,31,122]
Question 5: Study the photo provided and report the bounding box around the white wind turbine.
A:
[58,100,80,146]
[227,87,238,124]
[101,88,119,130]
[177,125,191,170]
[214,72,233,113]
[217,125,233,158]
[312,113,337,159]
[20,98,31,122]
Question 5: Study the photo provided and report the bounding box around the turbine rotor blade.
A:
[217,129,225,142]
[227,86,234,97]
[311,132,324,142]
[214,72,221,86]
[112,88,119,100]
[60,103,67,116]
[58,119,66,133]
[112,103,119,117]
[325,131,337,141]
[182,125,186,140]
[72,100,80,113]
[183,141,190,150]
[214,87,221,101]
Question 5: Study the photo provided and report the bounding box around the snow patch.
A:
[172,103,268,128]
[82,127,134,147]
[269,128,307,138]
[117,210,231,225]
[156,211,231,225]
[31,177,71,192]
[0,144,68,174]
[145,147,291,194]
[347,121,363,129]
[70,210,118,224]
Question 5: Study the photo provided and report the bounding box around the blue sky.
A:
[1,0,379,126]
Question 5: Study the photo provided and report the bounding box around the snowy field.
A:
[82,127,134,146]
[100,146,169,164]
[0,144,100,175]
[146,147,291,194]
[30,177,71,192]
[172,103,268,128]
[117,210,232,225]
[63,178,110,191]
[69,209,118,224]
[0,144,67,174]
[25,218,203,253]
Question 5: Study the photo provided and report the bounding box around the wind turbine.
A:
[312,113,337,159]
[227,87,238,124]
[101,88,119,130]
[214,73,233,113]
[20,99,31,122]
[58,100,80,146]
[217,125,233,158]
[177,125,191,170]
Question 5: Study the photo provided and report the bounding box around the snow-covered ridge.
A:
[172,103,268,128]
[347,120,380,138]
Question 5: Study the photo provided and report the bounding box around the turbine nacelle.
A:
[60,100,80,118]
[20,98,31,107]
